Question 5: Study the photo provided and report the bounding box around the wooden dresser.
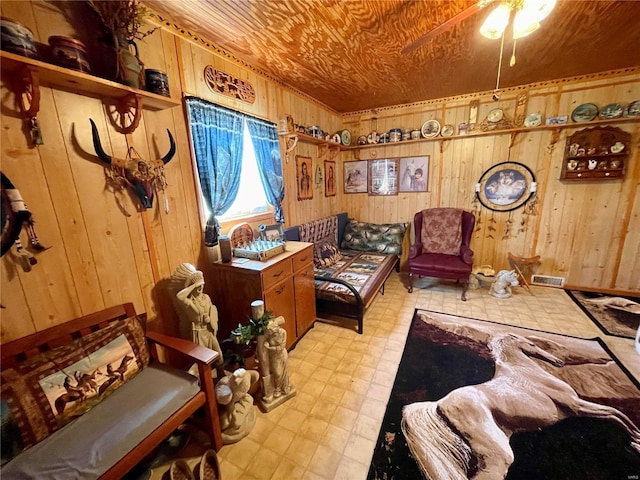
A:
[209,241,316,349]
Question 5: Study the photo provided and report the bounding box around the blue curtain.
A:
[185,97,244,220]
[245,116,285,223]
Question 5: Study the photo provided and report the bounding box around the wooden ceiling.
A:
[146,0,640,113]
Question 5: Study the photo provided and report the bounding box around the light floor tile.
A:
[150,272,639,480]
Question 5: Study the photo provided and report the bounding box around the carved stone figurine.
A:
[255,313,296,413]
[169,263,224,376]
[489,269,520,299]
[215,368,259,444]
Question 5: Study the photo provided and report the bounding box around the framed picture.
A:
[296,155,313,200]
[259,223,284,242]
[369,158,399,196]
[324,160,336,197]
[343,160,368,194]
[476,161,536,212]
[399,156,429,192]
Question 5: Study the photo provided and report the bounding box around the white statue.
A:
[255,309,296,412]
[169,263,224,376]
[489,269,519,299]
[215,368,259,444]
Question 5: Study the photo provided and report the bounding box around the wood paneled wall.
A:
[1,1,638,344]
[337,72,640,292]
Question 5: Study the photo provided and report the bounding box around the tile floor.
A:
[153,272,639,480]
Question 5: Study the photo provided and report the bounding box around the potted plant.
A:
[223,310,274,371]
[87,0,158,88]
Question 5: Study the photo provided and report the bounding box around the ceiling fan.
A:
[401,0,556,55]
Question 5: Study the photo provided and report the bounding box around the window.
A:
[215,121,270,221]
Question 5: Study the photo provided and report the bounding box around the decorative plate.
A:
[421,119,441,138]
[524,113,542,127]
[441,124,454,137]
[487,108,503,123]
[340,129,352,146]
[624,100,640,117]
[571,103,598,122]
[599,103,624,120]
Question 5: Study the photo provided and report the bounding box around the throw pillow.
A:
[0,314,149,464]
[421,208,462,255]
[341,221,407,256]
[313,240,342,268]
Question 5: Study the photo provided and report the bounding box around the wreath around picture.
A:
[476,161,536,212]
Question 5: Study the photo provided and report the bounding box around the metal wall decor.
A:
[204,65,256,104]
[475,161,536,212]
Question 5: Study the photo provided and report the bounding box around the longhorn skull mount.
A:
[90,119,175,210]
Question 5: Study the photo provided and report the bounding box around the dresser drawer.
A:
[292,245,313,272]
[262,260,292,290]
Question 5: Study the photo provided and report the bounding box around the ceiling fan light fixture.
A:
[512,10,540,39]
[521,0,557,22]
[480,3,512,39]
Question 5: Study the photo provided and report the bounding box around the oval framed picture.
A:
[476,161,536,212]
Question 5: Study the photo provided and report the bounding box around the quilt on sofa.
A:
[314,250,396,306]
[297,215,405,332]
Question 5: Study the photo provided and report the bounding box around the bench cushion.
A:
[341,221,407,256]
[1,364,200,479]
[1,315,149,465]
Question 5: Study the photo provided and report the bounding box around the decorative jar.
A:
[144,69,170,97]
[1,17,38,59]
[48,36,91,72]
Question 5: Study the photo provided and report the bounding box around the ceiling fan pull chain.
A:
[510,38,517,67]
[494,33,506,95]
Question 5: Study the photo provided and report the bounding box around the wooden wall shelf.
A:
[341,117,640,152]
[0,51,180,111]
[279,131,341,162]
[560,125,630,181]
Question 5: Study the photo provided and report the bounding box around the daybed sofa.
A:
[0,303,222,479]
[285,212,406,334]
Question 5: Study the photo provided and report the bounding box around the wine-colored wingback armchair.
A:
[407,208,475,300]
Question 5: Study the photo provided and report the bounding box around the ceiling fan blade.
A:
[401,1,488,55]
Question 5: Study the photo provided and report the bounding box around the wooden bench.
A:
[1,303,222,479]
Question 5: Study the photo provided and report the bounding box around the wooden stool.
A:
[507,252,541,293]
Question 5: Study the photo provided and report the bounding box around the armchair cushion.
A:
[421,208,462,255]
[409,253,473,275]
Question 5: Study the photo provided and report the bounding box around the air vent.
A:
[531,275,565,288]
